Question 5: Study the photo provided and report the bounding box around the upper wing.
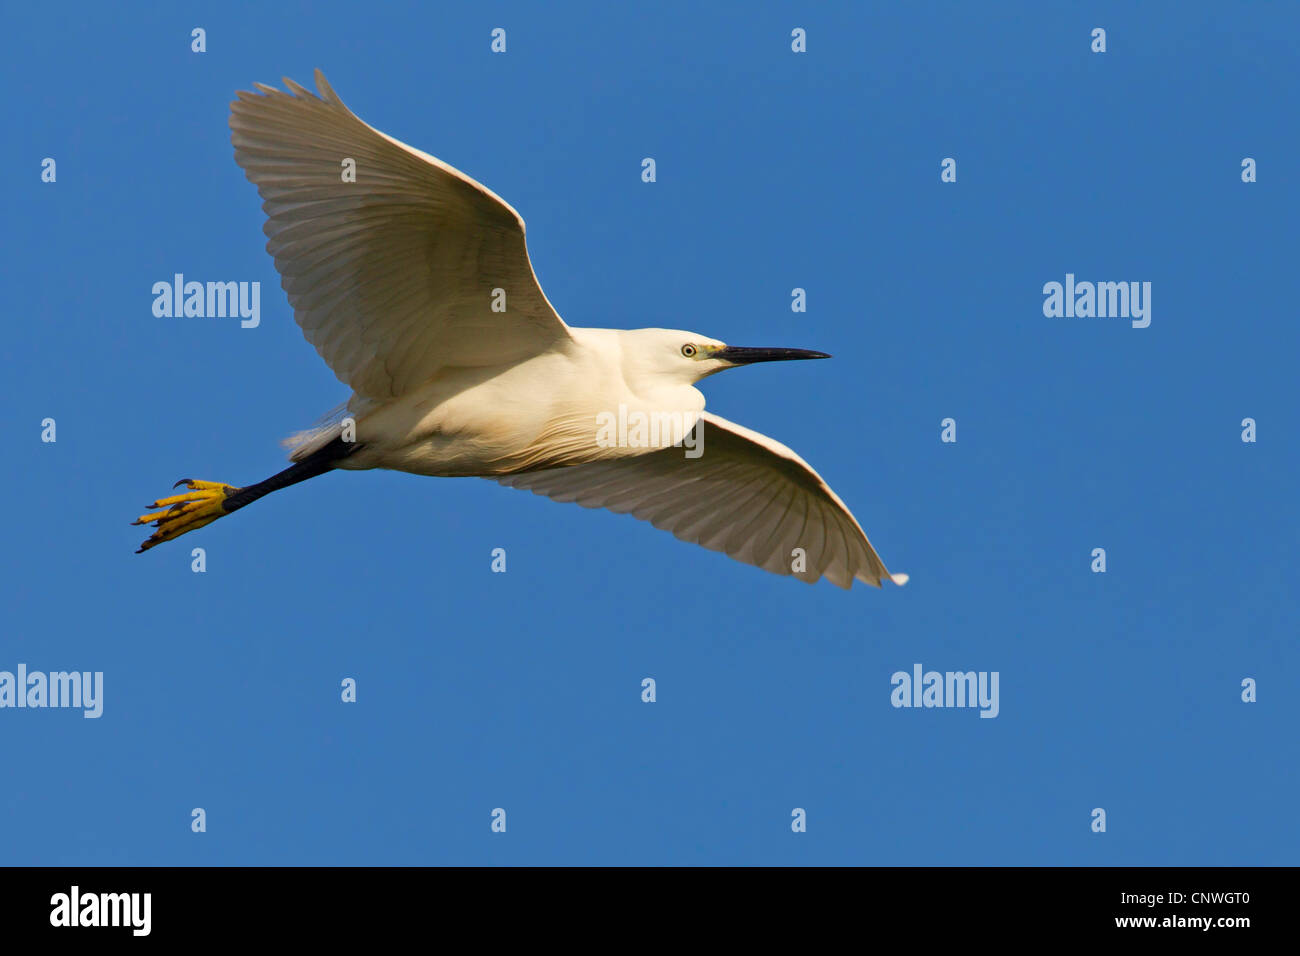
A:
[229,70,572,400]
[496,412,907,589]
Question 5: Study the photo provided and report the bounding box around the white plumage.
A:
[138,70,908,588]
[499,412,907,589]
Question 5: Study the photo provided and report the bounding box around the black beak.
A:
[714,346,832,365]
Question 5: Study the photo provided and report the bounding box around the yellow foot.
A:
[134,479,239,553]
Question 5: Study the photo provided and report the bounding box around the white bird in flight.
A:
[134,70,907,590]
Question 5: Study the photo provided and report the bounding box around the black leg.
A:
[223,437,361,514]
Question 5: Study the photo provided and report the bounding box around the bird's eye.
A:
[681,344,697,357]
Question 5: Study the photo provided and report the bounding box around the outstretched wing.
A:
[230,69,572,400]
[496,412,907,589]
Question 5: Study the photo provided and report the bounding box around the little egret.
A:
[134,71,907,589]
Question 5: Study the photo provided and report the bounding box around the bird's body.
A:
[322,327,708,477]
[134,71,907,590]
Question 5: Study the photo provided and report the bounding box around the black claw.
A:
[173,478,192,489]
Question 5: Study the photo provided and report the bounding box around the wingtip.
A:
[890,573,909,586]
[314,68,344,107]
[282,75,312,99]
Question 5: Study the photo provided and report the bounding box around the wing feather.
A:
[230,70,571,399]
[496,412,906,589]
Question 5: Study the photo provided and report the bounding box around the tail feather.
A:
[283,401,352,462]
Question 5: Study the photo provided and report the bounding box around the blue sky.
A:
[2,1,1296,865]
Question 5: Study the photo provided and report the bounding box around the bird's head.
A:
[625,328,831,385]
